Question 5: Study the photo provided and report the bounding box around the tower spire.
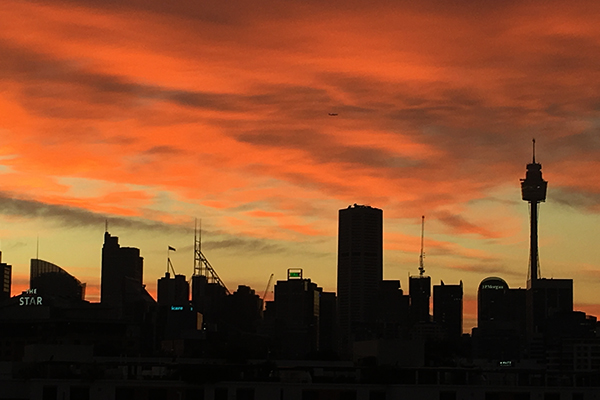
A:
[520,139,547,287]
[418,215,425,277]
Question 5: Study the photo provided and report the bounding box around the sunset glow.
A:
[2,0,600,331]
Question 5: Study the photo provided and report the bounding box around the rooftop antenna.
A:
[193,218,230,294]
[532,138,536,163]
[418,215,425,277]
[105,219,108,233]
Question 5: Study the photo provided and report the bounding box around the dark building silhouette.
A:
[101,232,142,304]
[30,258,86,301]
[337,204,383,354]
[473,277,526,361]
[191,274,227,331]
[101,231,155,319]
[157,272,189,307]
[409,275,431,324]
[376,280,410,339]
[270,269,320,359]
[0,252,11,302]
[527,278,573,336]
[156,271,197,348]
[318,290,338,356]
[222,285,262,334]
[433,280,463,341]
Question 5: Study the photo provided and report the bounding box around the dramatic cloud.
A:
[0,192,184,231]
[2,0,600,327]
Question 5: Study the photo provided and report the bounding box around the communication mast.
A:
[520,139,547,286]
[418,215,425,277]
[193,219,230,294]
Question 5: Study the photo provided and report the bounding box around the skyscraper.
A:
[101,231,152,318]
[474,277,526,360]
[337,204,383,354]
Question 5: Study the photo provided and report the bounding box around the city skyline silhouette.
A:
[1,0,600,353]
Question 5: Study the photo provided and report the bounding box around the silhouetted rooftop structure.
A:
[30,258,86,301]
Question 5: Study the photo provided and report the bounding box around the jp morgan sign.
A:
[481,284,506,290]
[20,288,43,306]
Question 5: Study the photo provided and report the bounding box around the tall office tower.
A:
[101,231,146,316]
[474,277,526,360]
[433,280,463,341]
[30,259,86,301]
[520,139,547,286]
[0,252,11,302]
[337,204,383,354]
[477,277,510,330]
[272,269,321,359]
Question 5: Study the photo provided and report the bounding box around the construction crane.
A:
[259,273,275,313]
[262,274,274,303]
[193,219,230,295]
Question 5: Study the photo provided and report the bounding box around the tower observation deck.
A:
[520,139,547,286]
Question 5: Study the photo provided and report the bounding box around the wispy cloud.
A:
[0,192,184,232]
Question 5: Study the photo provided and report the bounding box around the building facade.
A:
[337,204,383,355]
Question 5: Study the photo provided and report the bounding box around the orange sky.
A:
[2,0,600,331]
